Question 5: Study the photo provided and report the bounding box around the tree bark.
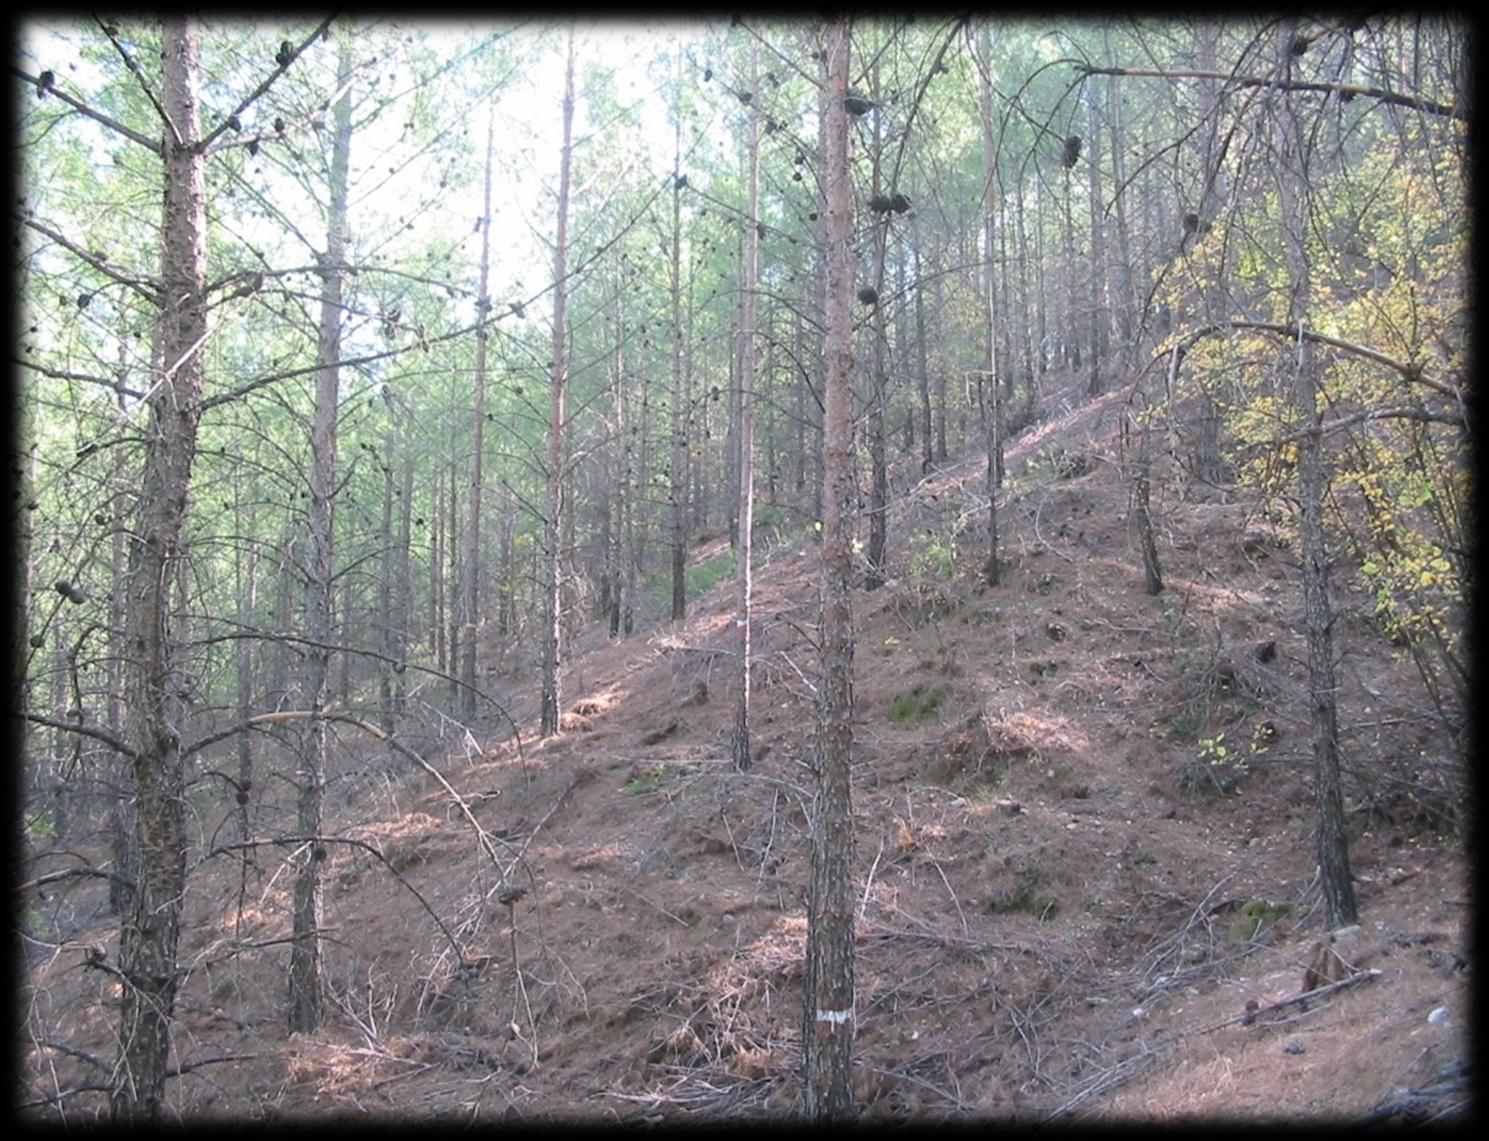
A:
[540,32,575,738]
[461,115,496,724]
[107,411,137,918]
[1193,20,1228,485]
[1104,25,1135,371]
[668,87,689,623]
[977,22,1002,586]
[395,439,414,717]
[289,31,353,1035]
[732,42,761,772]
[608,259,630,639]
[378,437,396,736]
[863,52,889,593]
[1275,20,1358,928]
[913,237,933,474]
[1084,75,1109,396]
[1033,168,1050,378]
[803,18,856,1122]
[432,467,447,673]
[111,15,207,1120]
[1061,160,1081,372]
[234,450,259,844]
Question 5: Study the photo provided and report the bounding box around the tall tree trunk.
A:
[1014,178,1037,418]
[608,261,629,638]
[914,238,933,473]
[395,443,413,718]
[289,33,353,1036]
[732,42,761,772]
[1084,76,1109,396]
[1061,162,1081,372]
[11,256,37,866]
[668,93,689,623]
[726,192,745,552]
[234,452,259,844]
[793,305,808,496]
[49,619,71,840]
[1275,21,1358,929]
[447,472,461,701]
[862,49,889,593]
[977,23,1002,586]
[111,15,207,1120]
[931,268,948,461]
[461,115,496,723]
[1033,169,1050,378]
[893,253,913,455]
[432,467,446,673]
[1193,20,1228,485]
[378,437,396,736]
[540,31,575,738]
[498,481,515,639]
[803,18,856,1122]
[1103,25,1135,371]
[107,407,136,918]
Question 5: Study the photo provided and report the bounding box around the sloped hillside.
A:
[19,373,1468,1123]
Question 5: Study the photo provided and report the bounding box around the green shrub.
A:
[888,684,943,725]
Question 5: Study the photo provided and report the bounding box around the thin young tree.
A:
[540,30,576,738]
[1083,72,1108,397]
[111,15,209,1120]
[461,113,496,723]
[976,21,1003,586]
[802,16,857,1122]
[1273,19,1357,928]
[732,41,762,772]
[289,29,354,1036]
[667,74,690,623]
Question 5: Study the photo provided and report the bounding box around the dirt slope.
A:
[19,374,1469,1123]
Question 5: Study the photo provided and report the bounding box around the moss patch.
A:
[1226,899,1290,945]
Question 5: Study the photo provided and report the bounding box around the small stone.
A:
[1428,1006,1450,1025]
[1282,1038,1306,1055]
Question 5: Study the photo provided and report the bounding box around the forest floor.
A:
[19,372,1470,1124]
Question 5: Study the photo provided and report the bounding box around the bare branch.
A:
[1162,320,1458,400]
[1076,63,1464,122]
[12,66,163,154]
[96,17,174,142]
[178,629,521,752]
[17,866,135,896]
[186,710,521,889]
[22,713,135,759]
[201,834,465,962]
[12,358,145,400]
[16,213,160,303]
[168,1053,258,1078]
[200,17,340,154]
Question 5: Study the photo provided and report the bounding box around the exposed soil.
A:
[18,373,1469,1124]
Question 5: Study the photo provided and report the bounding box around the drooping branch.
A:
[184,710,519,889]
[17,865,136,895]
[1161,320,1459,401]
[22,713,136,759]
[11,66,163,154]
[16,213,160,303]
[201,834,466,963]
[1075,63,1464,122]
[179,628,522,752]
